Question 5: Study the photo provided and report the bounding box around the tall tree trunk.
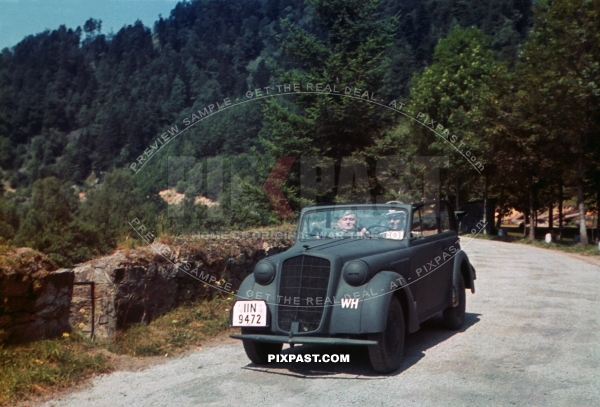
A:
[529,175,536,240]
[596,182,600,243]
[548,184,554,230]
[455,174,460,210]
[496,187,504,230]
[483,174,488,234]
[577,152,589,244]
[558,178,563,241]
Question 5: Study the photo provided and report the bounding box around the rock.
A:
[253,249,266,260]
[266,247,280,256]
[232,265,243,278]
[111,268,126,284]
[233,253,245,265]
[0,279,30,297]
[147,263,158,277]
[3,296,34,312]
[8,313,36,326]
[1,269,73,343]
[0,315,13,326]
[238,271,250,282]
[35,282,57,309]
[60,230,295,339]
[230,278,242,291]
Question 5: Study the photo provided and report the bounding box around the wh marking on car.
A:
[230,200,476,373]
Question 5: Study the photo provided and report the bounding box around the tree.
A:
[83,18,102,38]
[409,26,509,226]
[82,169,160,250]
[15,177,96,265]
[260,0,397,159]
[0,197,19,242]
[516,0,600,244]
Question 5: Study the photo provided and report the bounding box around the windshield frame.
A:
[297,204,411,241]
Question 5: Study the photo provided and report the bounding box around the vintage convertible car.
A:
[230,200,476,373]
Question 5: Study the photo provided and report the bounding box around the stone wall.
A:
[1,233,294,342]
[70,233,294,339]
[0,267,74,344]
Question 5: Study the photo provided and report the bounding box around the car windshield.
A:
[298,206,409,240]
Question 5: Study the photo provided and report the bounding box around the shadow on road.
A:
[241,312,481,378]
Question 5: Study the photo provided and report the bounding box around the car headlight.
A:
[342,261,370,286]
[253,260,276,285]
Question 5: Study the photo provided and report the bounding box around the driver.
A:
[337,211,360,231]
[322,210,368,238]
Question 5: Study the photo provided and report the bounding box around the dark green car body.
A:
[230,200,476,372]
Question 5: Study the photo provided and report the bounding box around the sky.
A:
[0,0,180,50]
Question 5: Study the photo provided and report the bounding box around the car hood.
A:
[273,237,408,264]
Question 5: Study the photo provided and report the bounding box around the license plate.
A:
[231,300,268,327]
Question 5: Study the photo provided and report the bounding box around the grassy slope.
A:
[0,296,233,406]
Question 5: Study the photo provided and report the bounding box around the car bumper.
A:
[230,334,378,346]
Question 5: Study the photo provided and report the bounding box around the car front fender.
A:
[358,271,420,334]
[453,250,476,294]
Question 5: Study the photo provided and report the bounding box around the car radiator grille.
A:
[277,255,331,333]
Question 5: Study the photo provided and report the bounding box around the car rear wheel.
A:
[443,273,466,330]
[367,296,405,373]
[241,329,283,365]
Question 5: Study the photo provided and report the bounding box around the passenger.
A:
[382,209,406,240]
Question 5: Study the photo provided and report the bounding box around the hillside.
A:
[1,0,599,266]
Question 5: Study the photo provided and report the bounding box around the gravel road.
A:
[40,239,600,407]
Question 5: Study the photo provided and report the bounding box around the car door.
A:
[433,202,457,309]
[407,205,440,315]
[408,202,452,316]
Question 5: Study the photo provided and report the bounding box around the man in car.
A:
[337,210,362,231]
[321,210,368,238]
[382,209,407,240]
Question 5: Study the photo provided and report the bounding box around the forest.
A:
[0,0,599,266]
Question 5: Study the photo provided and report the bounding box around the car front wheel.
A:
[367,296,405,373]
[241,329,283,365]
[443,273,466,330]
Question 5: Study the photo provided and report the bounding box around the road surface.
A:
[40,239,600,407]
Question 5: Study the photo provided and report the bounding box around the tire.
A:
[443,273,466,330]
[241,329,283,365]
[368,296,405,373]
